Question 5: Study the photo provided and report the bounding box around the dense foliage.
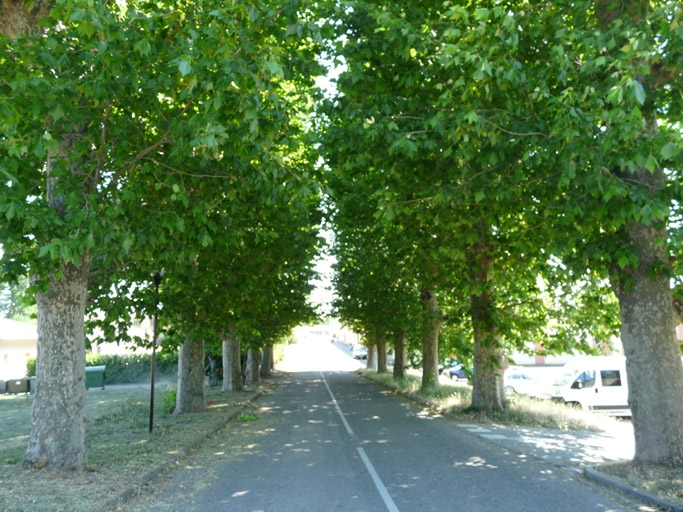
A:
[26,352,179,383]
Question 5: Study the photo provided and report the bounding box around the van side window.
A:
[601,370,622,387]
[572,370,596,389]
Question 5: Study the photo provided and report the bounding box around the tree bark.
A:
[25,261,89,470]
[245,347,260,385]
[420,287,443,392]
[262,343,274,377]
[616,180,683,464]
[392,329,408,379]
[375,331,387,374]
[467,233,507,412]
[365,344,376,370]
[175,335,206,414]
[0,0,51,40]
[470,289,508,412]
[221,326,242,392]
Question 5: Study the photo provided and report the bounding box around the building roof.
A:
[0,318,38,342]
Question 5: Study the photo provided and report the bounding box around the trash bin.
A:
[6,378,30,394]
[85,366,106,390]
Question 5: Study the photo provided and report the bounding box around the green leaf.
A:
[134,39,151,56]
[80,21,96,39]
[464,111,479,124]
[5,202,15,220]
[474,8,490,21]
[178,59,192,77]
[631,80,646,105]
[1,169,19,183]
[38,244,51,259]
[51,106,65,122]
[606,86,623,105]
[618,254,631,269]
[660,142,677,160]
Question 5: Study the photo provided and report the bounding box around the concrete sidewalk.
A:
[456,420,634,469]
[456,420,683,511]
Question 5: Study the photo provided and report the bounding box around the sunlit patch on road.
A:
[452,456,498,469]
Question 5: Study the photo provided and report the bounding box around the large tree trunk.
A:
[261,343,274,377]
[221,326,242,392]
[392,329,408,379]
[245,347,260,385]
[25,261,89,470]
[467,230,507,412]
[366,344,377,370]
[376,331,388,373]
[616,175,683,464]
[420,287,444,392]
[470,290,508,412]
[175,336,205,414]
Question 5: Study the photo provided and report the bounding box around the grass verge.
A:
[0,383,265,512]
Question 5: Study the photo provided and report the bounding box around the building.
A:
[0,318,38,379]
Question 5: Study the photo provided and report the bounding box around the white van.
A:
[552,356,630,417]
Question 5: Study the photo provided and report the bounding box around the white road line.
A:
[357,447,400,512]
[321,372,401,512]
[320,372,354,435]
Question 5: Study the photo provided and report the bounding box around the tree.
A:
[321,0,601,403]
[0,0,324,468]
[326,162,423,379]
[549,0,683,464]
[429,0,683,462]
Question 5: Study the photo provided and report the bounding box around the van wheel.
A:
[504,385,514,394]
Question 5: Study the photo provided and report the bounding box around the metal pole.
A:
[149,271,163,433]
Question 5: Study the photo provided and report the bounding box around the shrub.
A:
[162,389,177,415]
[25,351,178,384]
[26,358,36,377]
[86,352,178,384]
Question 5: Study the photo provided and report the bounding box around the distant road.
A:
[129,338,639,512]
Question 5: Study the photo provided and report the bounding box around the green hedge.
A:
[26,351,178,384]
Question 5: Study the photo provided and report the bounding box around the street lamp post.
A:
[149,271,164,433]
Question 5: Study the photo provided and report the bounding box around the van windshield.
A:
[554,369,579,387]
[554,367,597,388]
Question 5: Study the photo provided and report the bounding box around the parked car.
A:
[504,370,537,396]
[444,363,468,381]
[352,345,368,360]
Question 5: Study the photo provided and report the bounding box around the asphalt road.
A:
[126,339,640,512]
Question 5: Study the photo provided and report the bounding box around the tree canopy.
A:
[2,0,683,469]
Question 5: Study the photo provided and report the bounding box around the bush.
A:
[162,389,177,415]
[26,358,36,378]
[25,350,178,384]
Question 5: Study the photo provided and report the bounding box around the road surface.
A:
[124,338,639,512]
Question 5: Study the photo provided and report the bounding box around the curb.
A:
[99,385,270,512]
[584,467,683,512]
